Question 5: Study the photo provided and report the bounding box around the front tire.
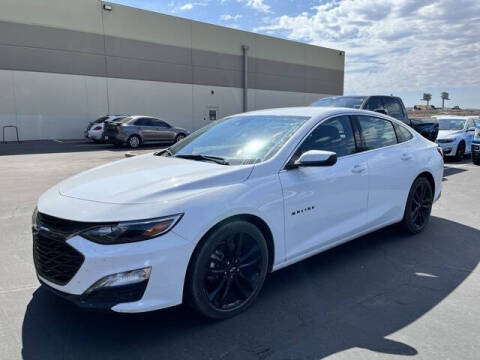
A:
[186,221,269,319]
[454,141,465,161]
[401,176,433,234]
[473,157,480,165]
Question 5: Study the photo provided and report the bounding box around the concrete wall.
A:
[0,0,344,141]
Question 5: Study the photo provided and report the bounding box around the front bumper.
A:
[472,143,480,158]
[37,231,195,313]
[436,140,458,156]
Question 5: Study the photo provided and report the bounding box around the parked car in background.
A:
[103,116,190,148]
[470,122,480,165]
[85,115,127,142]
[434,116,478,161]
[33,107,443,319]
[312,95,439,141]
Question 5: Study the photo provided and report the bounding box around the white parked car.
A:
[33,107,443,318]
[434,116,478,161]
[85,115,127,142]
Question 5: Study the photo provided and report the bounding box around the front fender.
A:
[171,176,286,267]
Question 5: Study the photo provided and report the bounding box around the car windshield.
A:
[166,115,310,165]
[438,118,466,130]
[311,96,365,109]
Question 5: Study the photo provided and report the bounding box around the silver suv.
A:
[104,116,190,148]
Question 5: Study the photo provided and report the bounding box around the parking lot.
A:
[1,141,479,360]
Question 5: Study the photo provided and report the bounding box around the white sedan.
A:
[434,116,478,161]
[33,107,443,319]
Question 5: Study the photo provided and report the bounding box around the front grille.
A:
[37,212,93,235]
[33,233,84,285]
[33,213,93,285]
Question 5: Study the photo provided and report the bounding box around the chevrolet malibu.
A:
[33,107,443,319]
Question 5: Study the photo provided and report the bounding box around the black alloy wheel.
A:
[402,177,433,234]
[186,221,268,319]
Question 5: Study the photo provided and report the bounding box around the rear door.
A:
[133,118,154,141]
[355,115,417,225]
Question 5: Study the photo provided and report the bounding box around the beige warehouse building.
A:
[0,0,345,141]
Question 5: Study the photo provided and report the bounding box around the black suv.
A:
[312,95,439,142]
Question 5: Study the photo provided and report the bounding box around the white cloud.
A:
[255,0,480,95]
[239,0,271,13]
[178,2,207,11]
[220,14,243,21]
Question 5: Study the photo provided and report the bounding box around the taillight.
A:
[93,125,102,130]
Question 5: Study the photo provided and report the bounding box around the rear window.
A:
[311,96,365,109]
[383,97,405,120]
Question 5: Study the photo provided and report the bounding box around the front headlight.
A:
[32,206,38,230]
[475,128,480,141]
[80,214,183,244]
[438,137,456,144]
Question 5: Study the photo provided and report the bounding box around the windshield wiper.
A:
[154,148,172,157]
[175,154,230,165]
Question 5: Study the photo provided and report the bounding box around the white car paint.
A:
[35,107,443,313]
[434,116,479,157]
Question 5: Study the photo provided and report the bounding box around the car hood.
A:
[437,130,462,139]
[58,154,253,204]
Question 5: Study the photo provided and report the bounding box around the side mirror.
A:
[374,109,387,115]
[293,150,337,168]
[467,127,476,132]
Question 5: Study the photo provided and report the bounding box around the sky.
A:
[111,0,480,109]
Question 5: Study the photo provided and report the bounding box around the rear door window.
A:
[357,115,398,150]
[365,97,384,112]
[153,119,170,128]
[135,118,155,126]
[383,97,405,121]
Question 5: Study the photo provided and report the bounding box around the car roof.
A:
[237,106,386,119]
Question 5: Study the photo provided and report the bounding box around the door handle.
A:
[401,153,413,161]
[351,164,367,174]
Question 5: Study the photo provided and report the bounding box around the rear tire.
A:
[454,141,465,161]
[185,221,269,319]
[127,135,141,149]
[473,156,480,165]
[401,177,433,234]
